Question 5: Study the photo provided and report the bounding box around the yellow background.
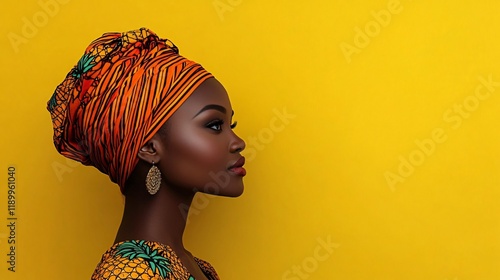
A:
[1,0,500,279]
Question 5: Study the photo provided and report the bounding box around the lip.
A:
[228,157,246,176]
[229,157,245,169]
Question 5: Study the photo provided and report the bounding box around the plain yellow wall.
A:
[1,0,500,279]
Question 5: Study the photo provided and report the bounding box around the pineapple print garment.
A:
[47,28,213,192]
[91,240,219,280]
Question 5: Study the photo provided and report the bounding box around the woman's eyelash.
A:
[206,119,223,128]
[206,119,237,130]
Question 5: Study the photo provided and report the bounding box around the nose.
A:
[229,131,246,153]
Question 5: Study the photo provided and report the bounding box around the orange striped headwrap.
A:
[47,28,213,191]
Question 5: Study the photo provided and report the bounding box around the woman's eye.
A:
[206,120,237,131]
[207,120,224,131]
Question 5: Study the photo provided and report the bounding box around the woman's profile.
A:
[47,28,246,280]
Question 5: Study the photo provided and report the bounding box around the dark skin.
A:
[115,78,246,279]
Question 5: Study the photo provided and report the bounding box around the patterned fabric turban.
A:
[47,28,213,191]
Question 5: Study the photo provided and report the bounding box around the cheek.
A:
[162,128,227,186]
[181,130,223,164]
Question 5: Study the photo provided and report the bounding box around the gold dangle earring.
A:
[146,161,161,195]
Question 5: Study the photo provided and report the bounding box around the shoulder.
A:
[91,240,192,280]
[194,257,220,280]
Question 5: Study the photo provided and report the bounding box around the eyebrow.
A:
[193,104,234,118]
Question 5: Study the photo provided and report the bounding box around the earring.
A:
[146,161,161,195]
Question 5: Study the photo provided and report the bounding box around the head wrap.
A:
[47,28,213,191]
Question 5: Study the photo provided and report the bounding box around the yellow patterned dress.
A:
[91,240,219,280]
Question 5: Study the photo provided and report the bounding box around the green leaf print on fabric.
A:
[115,240,171,278]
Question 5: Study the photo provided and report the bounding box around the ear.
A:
[137,134,164,164]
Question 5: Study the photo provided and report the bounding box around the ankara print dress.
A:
[91,240,219,280]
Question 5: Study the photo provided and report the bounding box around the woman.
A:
[47,28,246,279]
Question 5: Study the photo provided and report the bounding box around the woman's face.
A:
[157,78,246,197]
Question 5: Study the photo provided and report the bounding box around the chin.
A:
[206,182,244,197]
[199,171,245,196]
[222,187,244,198]
[224,180,245,197]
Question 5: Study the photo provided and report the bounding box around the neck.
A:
[114,183,195,253]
